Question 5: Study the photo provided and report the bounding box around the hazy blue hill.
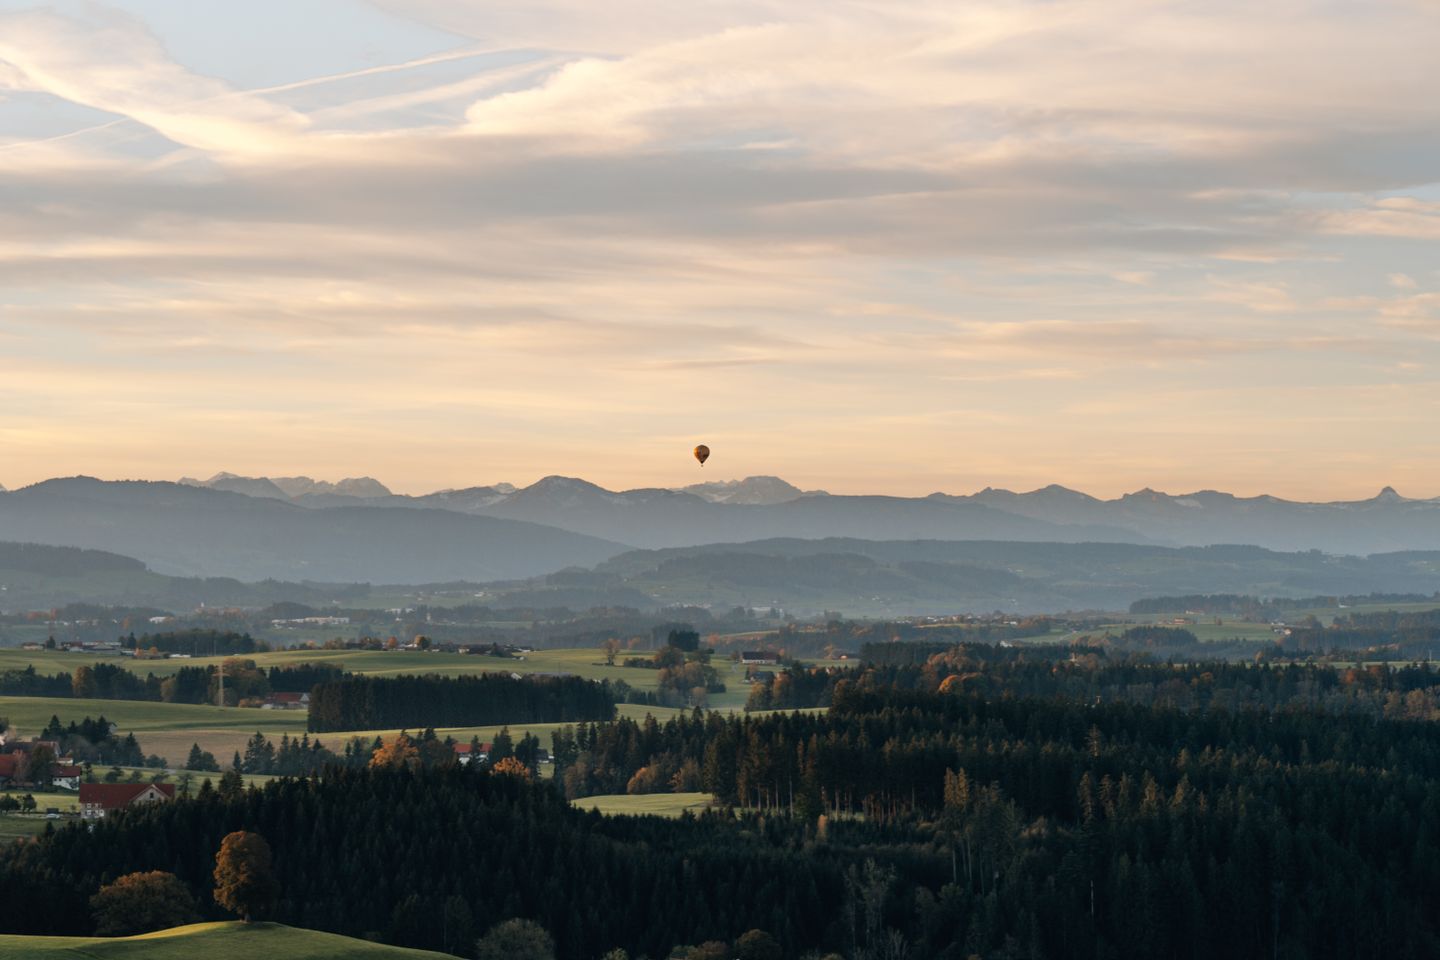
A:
[556,538,1440,615]
[0,539,364,610]
[0,541,146,576]
[0,478,627,584]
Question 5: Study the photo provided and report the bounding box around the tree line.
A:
[307,673,618,732]
[0,660,341,706]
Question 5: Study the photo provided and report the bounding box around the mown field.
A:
[0,921,452,959]
[573,791,714,818]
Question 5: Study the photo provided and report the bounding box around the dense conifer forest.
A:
[306,673,618,732]
[4,641,1440,958]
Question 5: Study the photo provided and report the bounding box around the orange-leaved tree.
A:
[213,830,278,922]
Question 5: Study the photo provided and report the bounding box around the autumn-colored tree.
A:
[213,830,278,922]
[72,665,97,699]
[492,756,532,780]
[370,731,421,770]
[90,871,199,935]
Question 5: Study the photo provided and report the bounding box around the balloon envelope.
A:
[693,444,710,465]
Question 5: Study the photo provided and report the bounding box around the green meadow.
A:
[0,921,452,959]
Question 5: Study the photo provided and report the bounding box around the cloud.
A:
[0,8,309,158]
[1,0,1439,496]
[1317,198,1440,240]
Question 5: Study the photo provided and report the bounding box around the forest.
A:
[306,673,618,732]
[0,638,1438,958]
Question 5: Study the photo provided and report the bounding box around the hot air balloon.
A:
[693,444,710,466]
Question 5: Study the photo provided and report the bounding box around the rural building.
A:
[52,765,82,791]
[453,742,493,765]
[78,783,176,820]
[0,754,18,786]
[0,737,61,756]
[740,651,781,665]
[261,692,310,710]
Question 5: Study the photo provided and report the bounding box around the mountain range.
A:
[171,472,1440,555]
[0,478,621,583]
[1,474,1438,603]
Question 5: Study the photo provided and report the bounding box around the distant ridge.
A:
[180,472,392,500]
[0,477,624,583]
[164,472,1440,555]
[680,475,824,505]
[0,468,1402,562]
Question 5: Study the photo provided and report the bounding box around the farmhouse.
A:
[261,692,310,710]
[52,764,82,791]
[740,650,781,665]
[0,736,61,756]
[79,783,176,820]
[453,742,493,765]
[0,754,17,786]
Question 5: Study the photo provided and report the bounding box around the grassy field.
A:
[0,921,452,959]
[0,689,687,764]
[0,799,75,841]
[0,644,749,760]
[574,792,714,818]
[0,645,754,706]
[0,646,641,680]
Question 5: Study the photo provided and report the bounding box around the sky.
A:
[0,0,1437,499]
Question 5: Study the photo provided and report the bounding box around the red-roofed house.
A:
[52,765,83,791]
[0,754,17,786]
[453,742,493,765]
[78,783,176,820]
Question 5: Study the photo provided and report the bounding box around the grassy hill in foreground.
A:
[0,921,453,959]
